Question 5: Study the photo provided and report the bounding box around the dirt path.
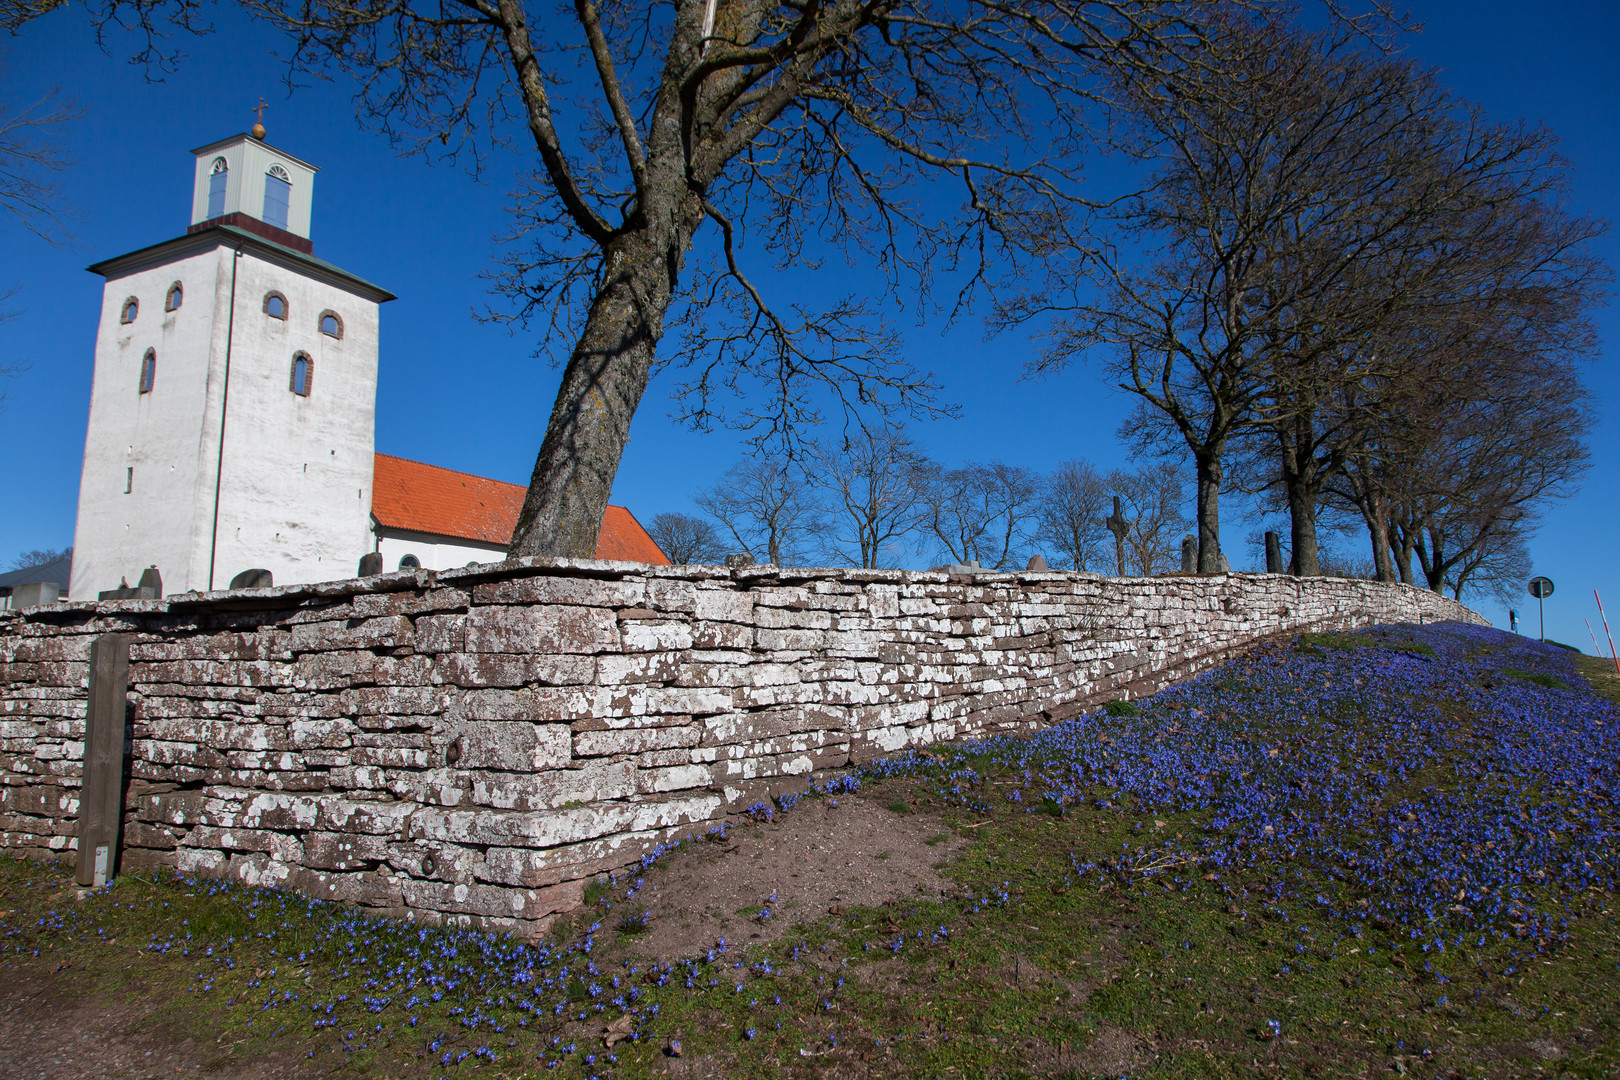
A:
[0,962,321,1080]
[609,789,963,962]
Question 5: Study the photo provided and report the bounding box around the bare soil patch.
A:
[0,960,320,1080]
[604,790,964,962]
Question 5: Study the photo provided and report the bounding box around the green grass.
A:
[1504,668,1564,689]
[1300,630,1435,658]
[3,634,1618,1078]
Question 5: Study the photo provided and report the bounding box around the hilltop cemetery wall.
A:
[0,558,1483,935]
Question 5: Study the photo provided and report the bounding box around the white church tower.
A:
[71,118,394,598]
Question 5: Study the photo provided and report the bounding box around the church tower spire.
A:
[188,117,318,253]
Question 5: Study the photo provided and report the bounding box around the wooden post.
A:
[75,633,130,888]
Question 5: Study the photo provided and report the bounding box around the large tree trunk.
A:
[1413,529,1448,593]
[1389,510,1416,585]
[1278,421,1322,576]
[1392,531,1414,585]
[508,212,698,557]
[1194,450,1224,572]
[1360,487,1395,582]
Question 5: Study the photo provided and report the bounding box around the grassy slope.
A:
[3,622,1618,1079]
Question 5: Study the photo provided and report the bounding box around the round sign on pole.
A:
[1528,577,1555,599]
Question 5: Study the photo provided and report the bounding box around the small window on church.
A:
[165,283,183,311]
[264,292,286,320]
[398,554,421,570]
[120,297,138,324]
[207,157,228,218]
[319,311,343,339]
[290,353,312,397]
[138,350,156,394]
[263,165,291,231]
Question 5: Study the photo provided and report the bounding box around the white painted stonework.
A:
[375,529,506,574]
[72,136,390,599]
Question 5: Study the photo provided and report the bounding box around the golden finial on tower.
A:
[251,97,268,140]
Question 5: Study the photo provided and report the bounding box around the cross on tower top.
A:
[251,97,268,140]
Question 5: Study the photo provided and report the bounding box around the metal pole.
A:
[1596,590,1620,675]
[1539,595,1545,642]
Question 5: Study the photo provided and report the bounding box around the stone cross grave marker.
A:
[1265,531,1283,574]
[1105,496,1132,576]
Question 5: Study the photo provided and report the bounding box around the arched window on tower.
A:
[138,350,156,394]
[398,554,421,570]
[290,353,312,397]
[165,283,183,311]
[207,157,228,218]
[120,297,138,324]
[263,165,291,231]
[264,292,287,320]
[319,311,343,339]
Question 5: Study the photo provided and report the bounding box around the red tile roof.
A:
[371,453,668,564]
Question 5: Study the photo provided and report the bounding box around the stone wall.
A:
[0,558,1484,934]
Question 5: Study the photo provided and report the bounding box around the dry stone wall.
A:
[0,557,1483,934]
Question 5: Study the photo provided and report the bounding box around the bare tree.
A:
[647,512,724,565]
[10,546,70,570]
[1007,16,1522,574]
[1399,359,1590,597]
[0,80,79,245]
[23,1,1290,561]
[922,460,1043,570]
[1108,462,1187,575]
[695,455,820,566]
[807,425,931,569]
[0,286,20,416]
[1447,524,1532,607]
[1037,458,1108,571]
[0,63,80,417]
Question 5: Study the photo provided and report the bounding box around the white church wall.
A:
[73,238,381,598]
[206,249,379,590]
[71,246,234,600]
[376,529,507,573]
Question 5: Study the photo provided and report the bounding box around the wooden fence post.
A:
[75,633,130,888]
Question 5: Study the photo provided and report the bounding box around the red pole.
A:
[1587,618,1602,657]
[1596,590,1620,675]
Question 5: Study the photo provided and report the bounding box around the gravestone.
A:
[1265,532,1283,574]
[357,552,383,577]
[724,553,755,569]
[1181,537,1196,573]
[1026,554,1049,572]
[229,568,274,590]
[97,566,162,601]
[1104,497,1132,576]
[11,582,59,607]
[75,633,130,887]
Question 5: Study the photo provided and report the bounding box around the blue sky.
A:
[1,2,1615,649]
